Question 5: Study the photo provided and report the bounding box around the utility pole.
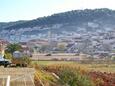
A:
[48,28,52,54]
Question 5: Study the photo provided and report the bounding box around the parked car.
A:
[45,53,52,56]
[0,58,11,67]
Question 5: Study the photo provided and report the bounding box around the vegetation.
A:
[33,61,115,86]
[21,56,31,65]
[34,70,60,86]
[4,43,31,66]
[89,71,115,86]
[111,56,115,61]
[4,52,12,60]
[34,63,94,86]
[5,43,22,55]
[4,8,114,30]
[32,61,115,72]
[58,69,94,86]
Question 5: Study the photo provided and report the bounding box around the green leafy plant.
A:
[58,69,95,86]
[5,43,22,55]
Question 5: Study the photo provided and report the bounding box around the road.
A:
[31,53,80,60]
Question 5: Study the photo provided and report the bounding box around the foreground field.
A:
[33,61,115,86]
[32,61,115,72]
[32,61,74,65]
[0,68,35,86]
[0,61,114,86]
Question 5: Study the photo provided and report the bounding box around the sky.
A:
[0,0,115,22]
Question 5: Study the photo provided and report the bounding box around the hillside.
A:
[0,8,115,42]
[2,8,115,30]
[0,21,26,30]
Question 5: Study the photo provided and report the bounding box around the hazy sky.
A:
[0,0,115,22]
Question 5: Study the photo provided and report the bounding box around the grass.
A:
[35,70,59,86]
[33,61,115,86]
[34,61,95,86]
[32,61,115,73]
[87,64,115,73]
[32,60,74,65]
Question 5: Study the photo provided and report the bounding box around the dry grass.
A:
[32,61,115,73]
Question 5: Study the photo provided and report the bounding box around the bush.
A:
[58,69,95,86]
[4,53,13,60]
[111,56,115,61]
[12,56,31,66]
[23,56,31,64]
[43,63,95,86]
[35,70,60,86]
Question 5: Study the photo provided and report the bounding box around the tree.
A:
[111,56,115,61]
[58,43,66,53]
[39,45,49,53]
[5,43,22,55]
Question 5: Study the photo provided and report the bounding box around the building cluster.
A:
[24,29,115,59]
[0,24,115,59]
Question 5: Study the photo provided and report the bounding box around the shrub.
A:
[22,56,31,64]
[4,53,13,60]
[58,69,95,86]
[35,70,60,86]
